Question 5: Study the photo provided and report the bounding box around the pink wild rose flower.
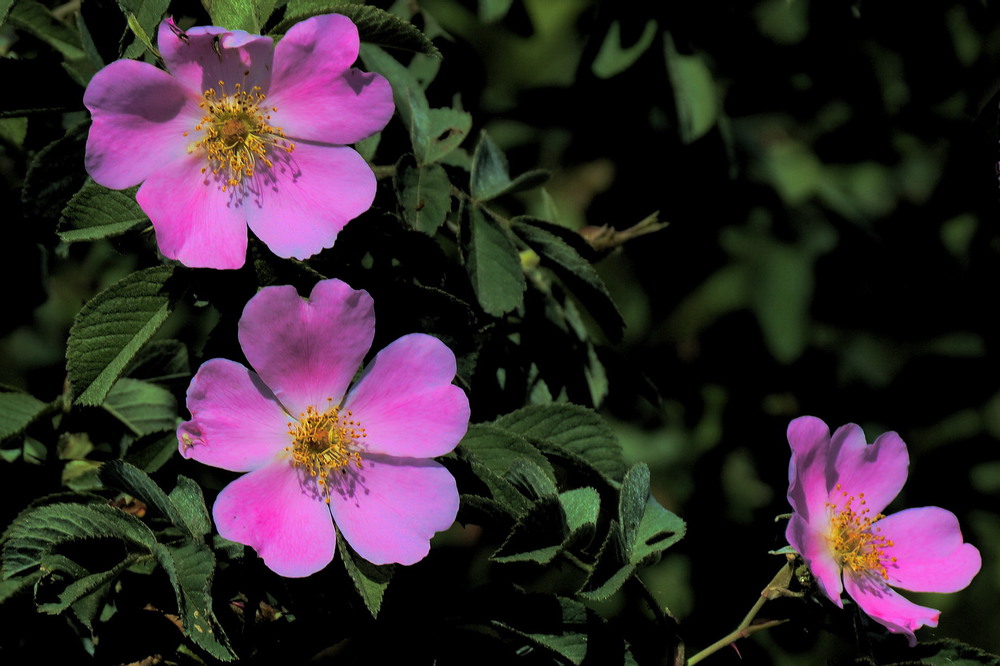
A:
[785,416,981,646]
[84,14,393,269]
[177,279,469,576]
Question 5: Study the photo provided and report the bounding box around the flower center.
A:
[286,402,366,500]
[827,484,896,580]
[187,81,295,191]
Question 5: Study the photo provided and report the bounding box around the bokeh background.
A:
[406,0,1000,661]
[4,0,1000,662]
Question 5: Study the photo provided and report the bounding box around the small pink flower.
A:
[785,416,981,645]
[84,15,393,269]
[177,279,469,577]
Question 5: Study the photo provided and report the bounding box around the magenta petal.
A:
[135,156,250,269]
[238,279,375,416]
[786,415,834,525]
[269,15,393,144]
[157,20,273,95]
[844,572,939,647]
[344,334,470,458]
[879,507,982,593]
[830,425,908,514]
[329,454,459,565]
[213,460,336,577]
[84,60,199,189]
[242,143,376,260]
[786,513,844,606]
[177,359,291,471]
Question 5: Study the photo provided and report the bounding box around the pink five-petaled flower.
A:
[84,14,393,269]
[785,416,981,646]
[176,279,469,577]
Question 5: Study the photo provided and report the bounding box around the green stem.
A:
[685,563,792,665]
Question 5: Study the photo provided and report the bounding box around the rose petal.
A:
[844,571,939,647]
[786,415,834,525]
[135,155,250,269]
[177,358,291,472]
[242,142,376,260]
[213,460,336,577]
[329,454,459,565]
[238,279,375,416]
[268,15,393,144]
[158,20,273,95]
[830,425,908,514]
[84,60,200,189]
[878,506,982,593]
[343,334,469,458]
[786,512,844,606]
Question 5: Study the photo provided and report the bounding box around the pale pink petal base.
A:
[238,280,375,415]
[136,156,250,269]
[243,142,376,260]
[178,359,290,471]
[344,334,470,458]
[879,507,982,592]
[157,20,274,96]
[786,513,844,606]
[214,460,336,577]
[844,572,939,647]
[329,455,459,565]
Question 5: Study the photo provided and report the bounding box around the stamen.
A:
[190,80,296,191]
[827,483,896,580]
[286,402,366,497]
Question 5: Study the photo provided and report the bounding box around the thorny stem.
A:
[686,560,795,665]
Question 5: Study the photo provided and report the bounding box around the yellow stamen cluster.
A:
[286,401,365,502]
[827,484,897,580]
[187,81,295,191]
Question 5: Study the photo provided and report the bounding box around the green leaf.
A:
[337,532,393,618]
[494,404,626,483]
[631,495,685,566]
[124,430,181,473]
[275,3,439,58]
[36,553,141,617]
[359,44,469,164]
[0,391,48,441]
[459,423,556,483]
[663,32,718,144]
[58,180,149,243]
[397,160,452,234]
[67,266,179,406]
[153,541,235,660]
[466,461,534,519]
[491,495,566,565]
[1,502,155,578]
[470,131,550,203]
[102,378,178,436]
[61,11,103,86]
[493,594,590,666]
[512,218,624,340]
[98,460,208,538]
[618,463,649,552]
[204,0,274,32]
[479,0,514,23]
[465,207,525,317]
[118,0,169,57]
[592,19,658,79]
[0,0,13,29]
[6,0,84,59]
[123,339,191,383]
[504,458,558,501]
[22,121,88,223]
[559,487,600,552]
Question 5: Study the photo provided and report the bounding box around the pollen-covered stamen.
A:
[188,80,296,191]
[827,484,897,580]
[287,401,366,486]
